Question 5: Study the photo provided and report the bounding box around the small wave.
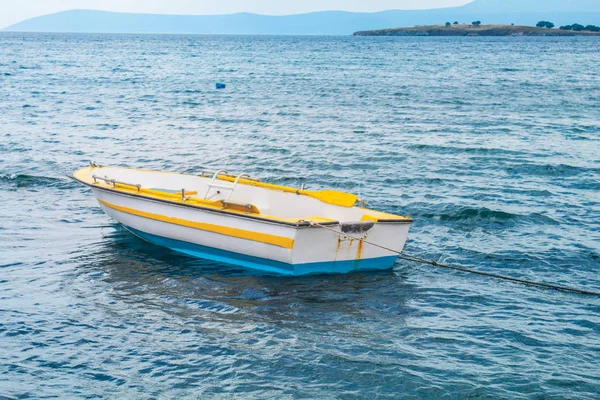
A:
[505,162,598,178]
[503,188,554,198]
[239,288,270,300]
[407,144,524,157]
[566,135,593,141]
[0,174,77,189]
[423,206,518,222]
[171,89,203,94]
[565,180,600,191]
[181,100,202,106]
[418,205,559,226]
[95,123,119,130]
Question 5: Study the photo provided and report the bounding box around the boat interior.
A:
[74,166,412,224]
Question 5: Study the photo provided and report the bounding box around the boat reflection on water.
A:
[72,224,417,333]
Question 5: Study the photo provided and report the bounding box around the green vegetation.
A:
[560,23,600,32]
[472,21,482,26]
[453,21,459,25]
[536,21,555,28]
[446,22,451,27]
[353,24,600,37]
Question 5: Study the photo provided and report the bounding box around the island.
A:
[353,24,600,36]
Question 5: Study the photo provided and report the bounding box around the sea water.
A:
[1,33,599,399]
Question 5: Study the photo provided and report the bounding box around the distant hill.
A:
[458,0,600,13]
[4,0,600,35]
[354,24,600,37]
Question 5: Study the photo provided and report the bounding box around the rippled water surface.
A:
[1,33,600,399]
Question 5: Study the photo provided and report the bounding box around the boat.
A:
[73,163,413,275]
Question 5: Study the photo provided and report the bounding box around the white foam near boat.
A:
[73,164,413,275]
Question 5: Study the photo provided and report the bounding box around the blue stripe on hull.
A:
[124,226,398,276]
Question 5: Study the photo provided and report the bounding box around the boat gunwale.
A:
[73,168,415,227]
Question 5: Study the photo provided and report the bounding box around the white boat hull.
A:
[77,166,412,276]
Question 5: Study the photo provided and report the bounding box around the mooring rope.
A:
[307,222,600,297]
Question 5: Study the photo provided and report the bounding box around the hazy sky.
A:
[1,0,472,29]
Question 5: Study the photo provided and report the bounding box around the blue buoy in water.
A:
[216,82,226,89]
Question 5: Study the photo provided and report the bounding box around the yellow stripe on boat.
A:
[97,199,295,249]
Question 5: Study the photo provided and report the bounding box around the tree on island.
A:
[560,23,599,32]
[472,21,481,26]
[453,21,459,25]
[536,21,555,28]
[445,22,451,27]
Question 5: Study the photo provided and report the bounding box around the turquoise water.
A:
[1,33,599,399]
